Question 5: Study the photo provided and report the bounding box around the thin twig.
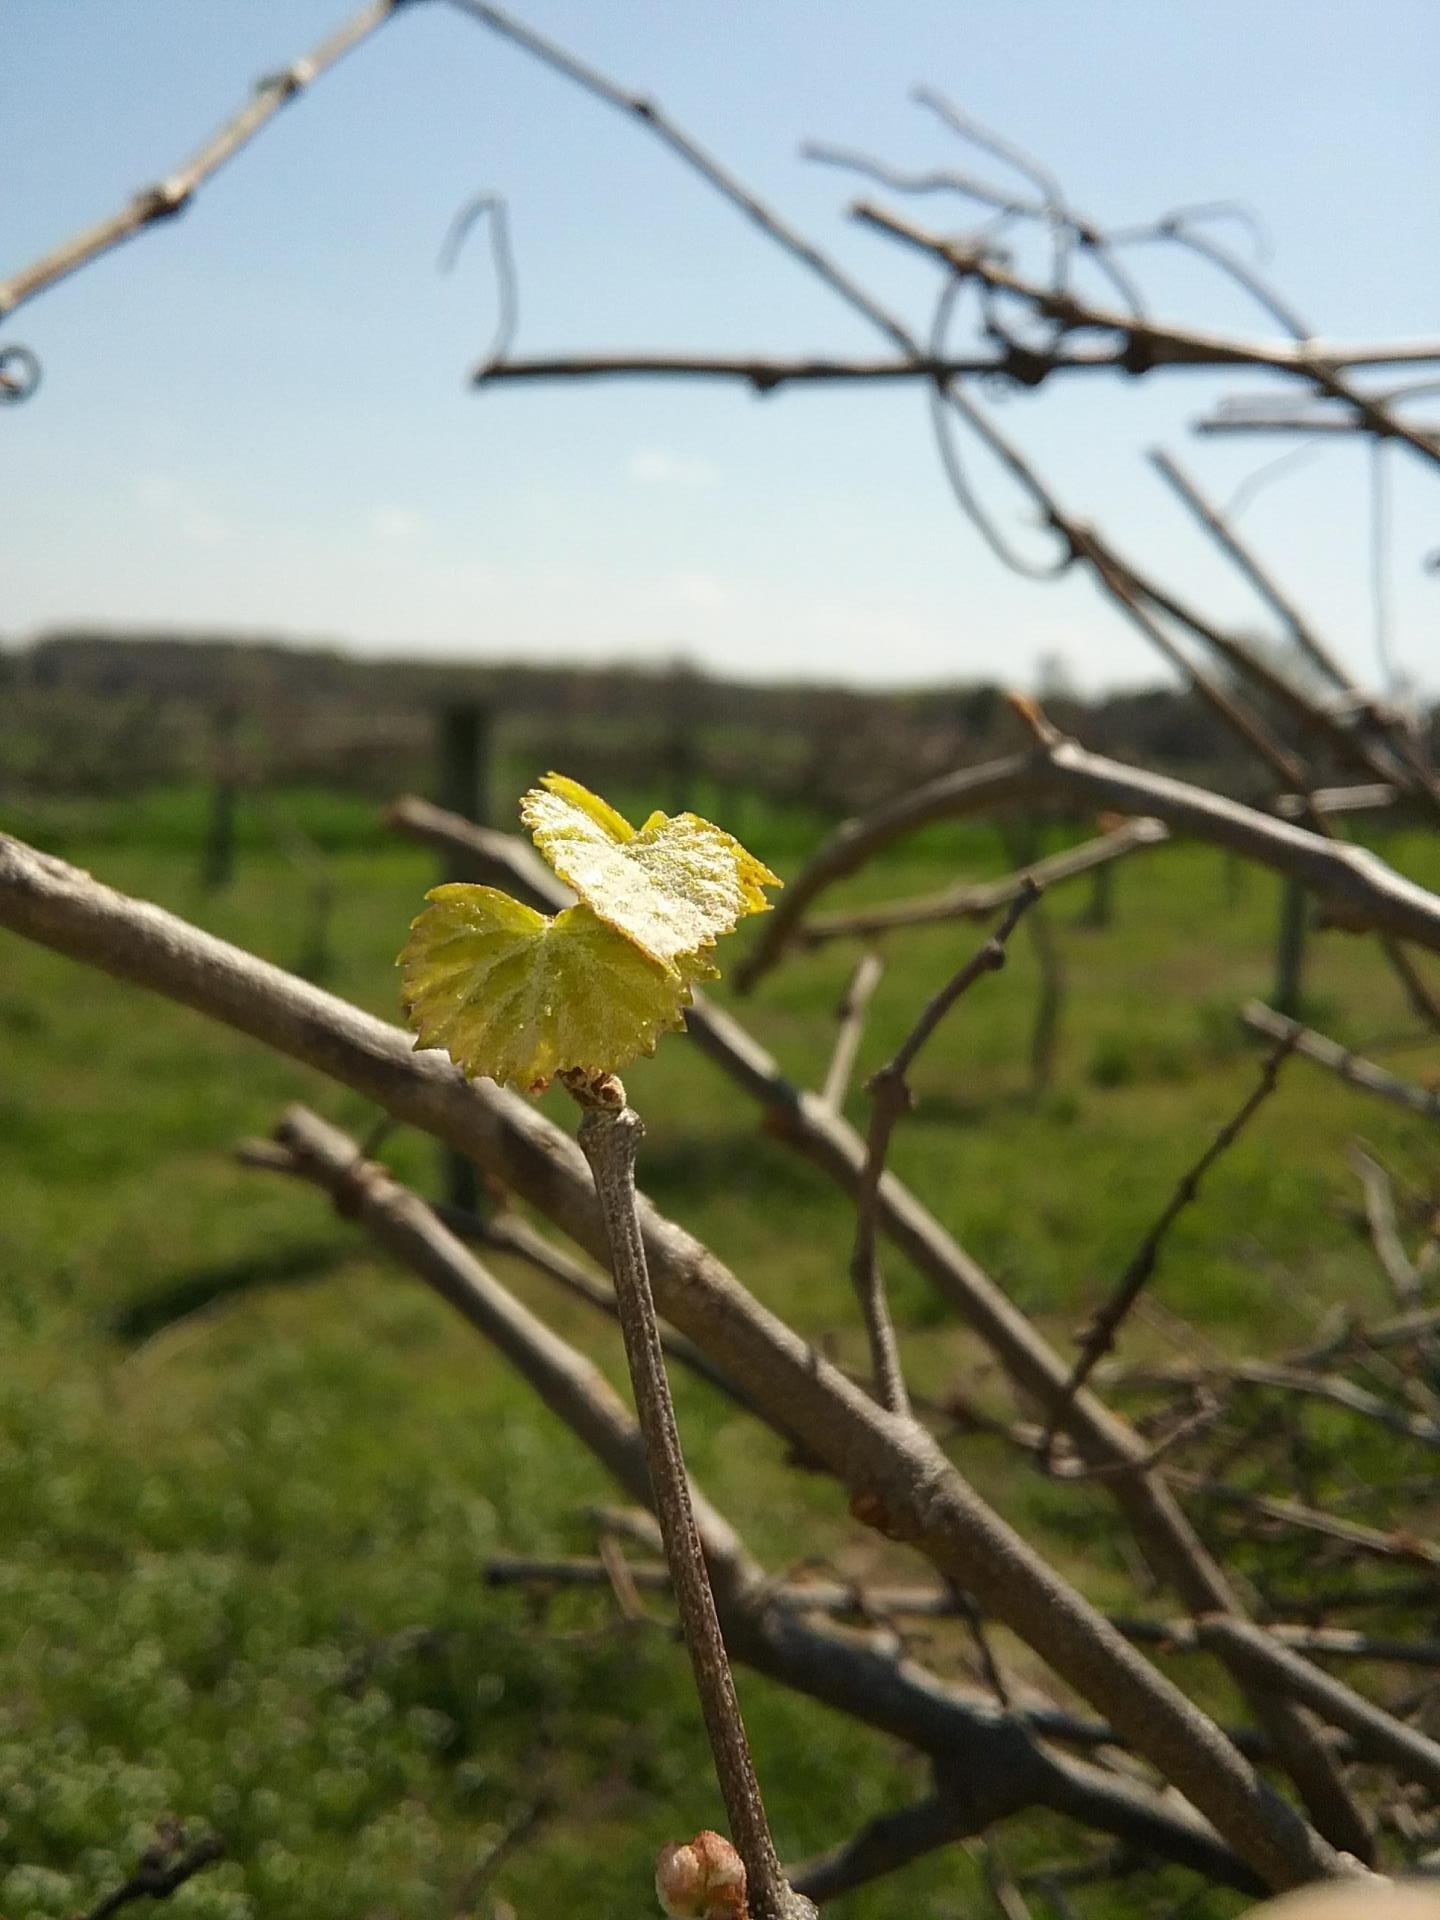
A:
[820,948,885,1113]
[974,1837,1035,1920]
[487,1553,671,1592]
[1037,1038,1294,1464]
[853,199,1440,473]
[445,0,911,352]
[596,1530,650,1624]
[851,884,1040,1417]
[1148,449,1440,825]
[1132,1356,1440,1452]
[0,0,405,323]
[468,339,1440,390]
[488,1557,1440,1667]
[788,1794,976,1907]
[564,1074,800,1920]
[82,1824,224,1920]
[1148,448,1351,696]
[1241,1001,1440,1123]
[434,1196,770,1420]
[1349,1147,1425,1309]
[1196,408,1440,446]
[877,884,1043,1087]
[1197,1616,1440,1798]
[1379,939,1440,1035]
[799,819,1166,947]
[926,267,1071,579]
[1170,1471,1440,1570]
[1023,895,1064,1097]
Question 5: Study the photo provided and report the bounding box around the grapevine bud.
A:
[655,1830,748,1917]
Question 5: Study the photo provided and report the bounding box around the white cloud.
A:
[626,448,718,488]
[653,570,729,612]
[369,505,428,543]
[134,473,227,546]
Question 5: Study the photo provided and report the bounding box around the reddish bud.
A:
[656,1830,748,1918]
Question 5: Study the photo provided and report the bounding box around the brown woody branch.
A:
[430,1194,772,1423]
[258,1107,1264,1901]
[788,1795,977,1906]
[449,0,1358,810]
[448,9,1433,844]
[1148,449,1353,695]
[799,820,1167,947]
[490,1552,1440,1669]
[1169,1471,1440,1570]
[853,201,1440,471]
[1120,1360,1440,1454]
[1196,409,1440,447]
[1196,1618,1440,1800]
[468,339,1440,391]
[1241,1002,1440,1124]
[0,831,1342,1890]
[819,949,885,1113]
[1037,1038,1294,1463]
[381,794,1372,1853]
[470,347,1223,390]
[0,0,405,324]
[82,1823,224,1920]
[737,741,1440,996]
[1147,450,1440,822]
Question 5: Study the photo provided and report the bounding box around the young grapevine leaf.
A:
[522,773,781,973]
[399,884,715,1092]
[534,771,637,846]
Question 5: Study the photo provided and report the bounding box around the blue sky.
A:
[4,1,1437,691]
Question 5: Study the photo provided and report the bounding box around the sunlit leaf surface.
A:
[400,885,707,1091]
[522,773,781,971]
[400,776,776,1088]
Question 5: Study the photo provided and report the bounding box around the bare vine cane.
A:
[564,1069,814,1920]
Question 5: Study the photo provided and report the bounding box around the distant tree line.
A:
[8,630,1419,819]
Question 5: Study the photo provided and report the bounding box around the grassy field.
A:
[2,782,1438,1918]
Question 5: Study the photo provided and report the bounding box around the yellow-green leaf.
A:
[521,772,781,972]
[399,884,710,1092]
[534,772,636,845]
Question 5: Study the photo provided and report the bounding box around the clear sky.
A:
[4,1,1437,693]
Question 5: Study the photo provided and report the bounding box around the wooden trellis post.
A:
[1082,859,1114,929]
[201,702,239,892]
[664,659,701,815]
[1272,872,1308,1018]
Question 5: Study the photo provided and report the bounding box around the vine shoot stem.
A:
[564,1070,811,1920]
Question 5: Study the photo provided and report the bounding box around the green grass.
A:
[2,785,1439,1917]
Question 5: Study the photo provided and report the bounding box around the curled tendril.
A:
[0,344,42,406]
[926,274,1071,581]
[438,190,518,371]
